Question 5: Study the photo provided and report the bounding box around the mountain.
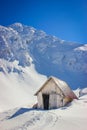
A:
[0,23,87,88]
[0,23,87,111]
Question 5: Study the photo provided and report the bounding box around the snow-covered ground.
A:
[0,90,87,130]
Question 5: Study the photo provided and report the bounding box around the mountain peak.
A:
[10,22,23,27]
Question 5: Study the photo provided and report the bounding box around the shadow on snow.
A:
[8,108,46,119]
[8,100,75,119]
[8,108,34,119]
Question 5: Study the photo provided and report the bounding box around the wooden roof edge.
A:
[34,76,53,96]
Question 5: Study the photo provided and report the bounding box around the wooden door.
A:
[42,94,49,110]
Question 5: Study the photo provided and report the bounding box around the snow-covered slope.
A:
[0,59,47,112]
[0,89,87,130]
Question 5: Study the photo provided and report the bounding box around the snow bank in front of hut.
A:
[0,89,87,130]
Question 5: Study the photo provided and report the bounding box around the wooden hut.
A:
[34,76,77,110]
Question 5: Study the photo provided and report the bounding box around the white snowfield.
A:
[0,59,47,112]
[0,90,87,130]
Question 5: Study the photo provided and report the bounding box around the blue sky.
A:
[0,0,86,43]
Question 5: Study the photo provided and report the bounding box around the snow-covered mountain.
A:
[0,23,87,88]
[0,23,87,111]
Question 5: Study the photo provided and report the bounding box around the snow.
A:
[0,91,87,130]
[0,60,47,112]
[75,44,87,51]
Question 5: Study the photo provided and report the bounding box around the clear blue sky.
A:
[0,0,87,43]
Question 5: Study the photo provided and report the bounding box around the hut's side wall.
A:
[56,94,64,107]
[63,97,73,106]
[49,93,57,109]
[49,93,63,109]
[37,92,43,109]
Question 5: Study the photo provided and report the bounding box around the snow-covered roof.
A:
[35,76,77,99]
